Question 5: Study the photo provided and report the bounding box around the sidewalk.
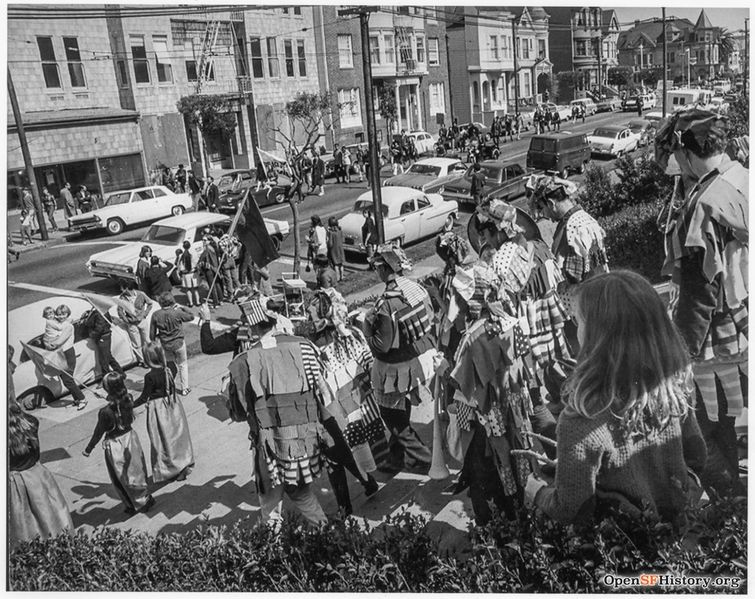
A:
[7,207,71,254]
[36,250,472,550]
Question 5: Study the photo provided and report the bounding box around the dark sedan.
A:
[440,159,533,207]
[216,168,291,213]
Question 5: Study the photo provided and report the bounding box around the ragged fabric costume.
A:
[662,157,748,494]
[227,332,330,525]
[303,285,382,513]
[364,274,437,470]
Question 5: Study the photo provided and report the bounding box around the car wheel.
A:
[274,191,286,204]
[559,167,569,179]
[106,218,125,235]
[578,162,586,174]
[396,235,405,248]
[171,205,184,216]
[18,386,54,411]
[445,213,457,229]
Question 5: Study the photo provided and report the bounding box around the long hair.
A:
[142,342,175,398]
[566,270,691,435]
[8,401,36,457]
[102,372,134,429]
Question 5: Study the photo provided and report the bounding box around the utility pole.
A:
[745,18,749,96]
[662,8,668,116]
[8,67,48,241]
[444,33,455,122]
[512,18,520,112]
[339,6,385,243]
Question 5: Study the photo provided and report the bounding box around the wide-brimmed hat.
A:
[369,243,412,272]
[475,198,523,240]
[436,231,474,267]
[654,108,728,170]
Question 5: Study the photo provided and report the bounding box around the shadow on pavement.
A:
[196,392,230,423]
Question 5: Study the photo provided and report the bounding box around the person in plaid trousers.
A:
[526,175,609,353]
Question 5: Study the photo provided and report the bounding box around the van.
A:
[526,131,591,178]
[666,88,713,112]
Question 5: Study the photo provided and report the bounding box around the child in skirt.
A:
[135,342,195,482]
[83,372,155,515]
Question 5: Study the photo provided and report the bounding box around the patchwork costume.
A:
[656,109,748,494]
[363,246,438,472]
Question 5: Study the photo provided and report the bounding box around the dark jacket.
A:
[83,308,112,340]
[207,183,219,205]
[143,264,174,299]
[150,304,193,347]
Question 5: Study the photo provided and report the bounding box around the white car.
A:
[10,296,137,407]
[406,130,436,155]
[339,187,458,253]
[86,212,289,282]
[541,103,573,121]
[570,98,597,116]
[710,97,730,114]
[588,126,640,157]
[68,185,193,236]
[383,157,468,193]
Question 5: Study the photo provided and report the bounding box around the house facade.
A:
[617,10,727,85]
[446,6,551,124]
[547,7,605,100]
[7,7,146,208]
[314,7,450,147]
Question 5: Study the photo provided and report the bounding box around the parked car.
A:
[384,157,469,193]
[516,109,535,131]
[406,130,436,155]
[339,187,458,252]
[626,119,656,147]
[459,121,490,137]
[68,185,193,236]
[526,132,591,178]
[10,296,137,407]
[622,92,657,111]
[570,98,598,116]
[441,159,532,206]
[588,126,640,157]
[541,103,573,121]
[86,212,289,283]
[323,144,388,178]
[215,168,292,213]
[595,96,622,112]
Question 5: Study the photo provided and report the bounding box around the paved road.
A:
[8,108,642,312]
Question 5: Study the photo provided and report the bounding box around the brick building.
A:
[313,7,450,148]
[7,6,146,208]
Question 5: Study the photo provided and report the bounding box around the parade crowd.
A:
[9,108,748,551]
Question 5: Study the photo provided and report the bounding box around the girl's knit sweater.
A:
[535,404,707,523]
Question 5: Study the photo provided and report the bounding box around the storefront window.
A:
[98,154,145,192]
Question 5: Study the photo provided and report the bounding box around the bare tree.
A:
[265,91,339,274]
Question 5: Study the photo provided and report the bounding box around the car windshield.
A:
[407,164,442,176]
[529,138,557,152]
[479,166,503,181]
[141,225,185,245]
[593,128,620,139]
[218,175,236,187]
[352,200,388,217]
[105,192,131,206]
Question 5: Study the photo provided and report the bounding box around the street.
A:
[8,107,640,313]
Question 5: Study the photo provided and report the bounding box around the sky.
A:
[608,7,749,33]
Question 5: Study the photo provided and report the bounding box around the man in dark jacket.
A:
[84,307,124,375]
[470,162,486,205]
[206,176,219,211]
[175,164,187,193]
[143,255,174,300]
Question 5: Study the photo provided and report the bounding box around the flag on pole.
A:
[20,342,71,378]
[236,189,280,268]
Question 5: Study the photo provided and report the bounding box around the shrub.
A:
[577,156,674,219]
[9,498,747,593]
[599,199,666,283]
